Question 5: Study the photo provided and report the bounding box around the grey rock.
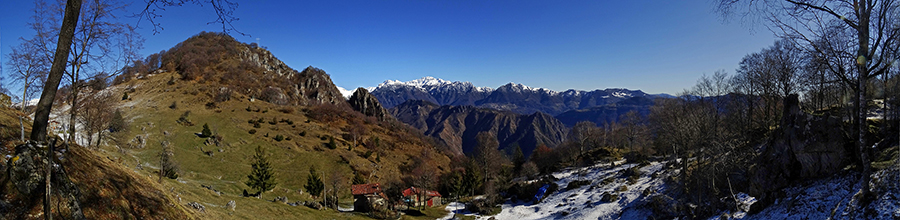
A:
[187,202,206,213]
[225,200,236,211]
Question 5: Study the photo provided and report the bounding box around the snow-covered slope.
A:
[444,161,667,220]
[443,160,900,220]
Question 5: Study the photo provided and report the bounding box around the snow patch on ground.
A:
[475,161,665,220]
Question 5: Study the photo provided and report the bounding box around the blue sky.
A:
[1,0,776,95]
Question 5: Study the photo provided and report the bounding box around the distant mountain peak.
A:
[374,76,493,93]
[498,82,558,95]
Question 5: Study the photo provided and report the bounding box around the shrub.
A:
[253,122,261,128]
[169,102,177,109]
[215,87,232,102]
[249,129,257,134]
[274,135,284,141]
[159,141,180,180]
[600,193,618,202]
[565,179,591,191]
[299,131,307,136]
[177,111,193,126]
[623,166,642,184]
[326,137,337,149]
[278,107,295,114]
[268,117,277,125]
[122,92,129,100]
[109,109,127,133]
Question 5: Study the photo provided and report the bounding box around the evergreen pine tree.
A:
[201,123,212,137]
[109,109,126,132]
[246,146,277,194]
[305,166,324,198]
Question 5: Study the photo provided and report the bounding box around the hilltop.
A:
[3,32,453,219]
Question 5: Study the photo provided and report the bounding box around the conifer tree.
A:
[246,146,277,194]
[201,123,212,137]
[305,166,325,198]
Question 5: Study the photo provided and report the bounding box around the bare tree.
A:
[619,110,650,156]
[473,132,503,198]
[5,41,49,112]
[327,169,345,209]
[77,90,114,147]
[568,121,598,157]
[719,0,900,199]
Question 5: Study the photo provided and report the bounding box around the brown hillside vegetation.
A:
[0,108,192,219]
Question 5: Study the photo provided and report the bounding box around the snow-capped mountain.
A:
[375,76,494,93]
[370,76,663,126]
[371,76,494,108]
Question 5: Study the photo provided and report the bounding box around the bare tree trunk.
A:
[44,138,56,220]
[31,0,82,142]
[856,0,872,201]
[22,85,29,113]
[20,116,25,141]
[67,70,80,145]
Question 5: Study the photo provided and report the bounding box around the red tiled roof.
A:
[351,183,382,195]
[402,187,442,197]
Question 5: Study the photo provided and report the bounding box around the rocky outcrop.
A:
[348,88,390,121]
[390,100,567,157]
[292,66,345,105]
[7,141,85,219]
[750,94,851,206]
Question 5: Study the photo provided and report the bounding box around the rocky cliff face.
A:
[750,94,851,206]
[390,100,567,157]
[348,88,390,121]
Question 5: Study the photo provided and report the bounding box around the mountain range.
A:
[369,76,665,127]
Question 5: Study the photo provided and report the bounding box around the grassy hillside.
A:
[94,69,452,219]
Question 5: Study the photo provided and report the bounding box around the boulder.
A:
[225,200,236,211]
[305,201,323,210]
[187,202,205,213]
[7,141,85,219]
[8,142,47,196]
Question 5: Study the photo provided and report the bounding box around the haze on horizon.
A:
[1,0,777,95]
